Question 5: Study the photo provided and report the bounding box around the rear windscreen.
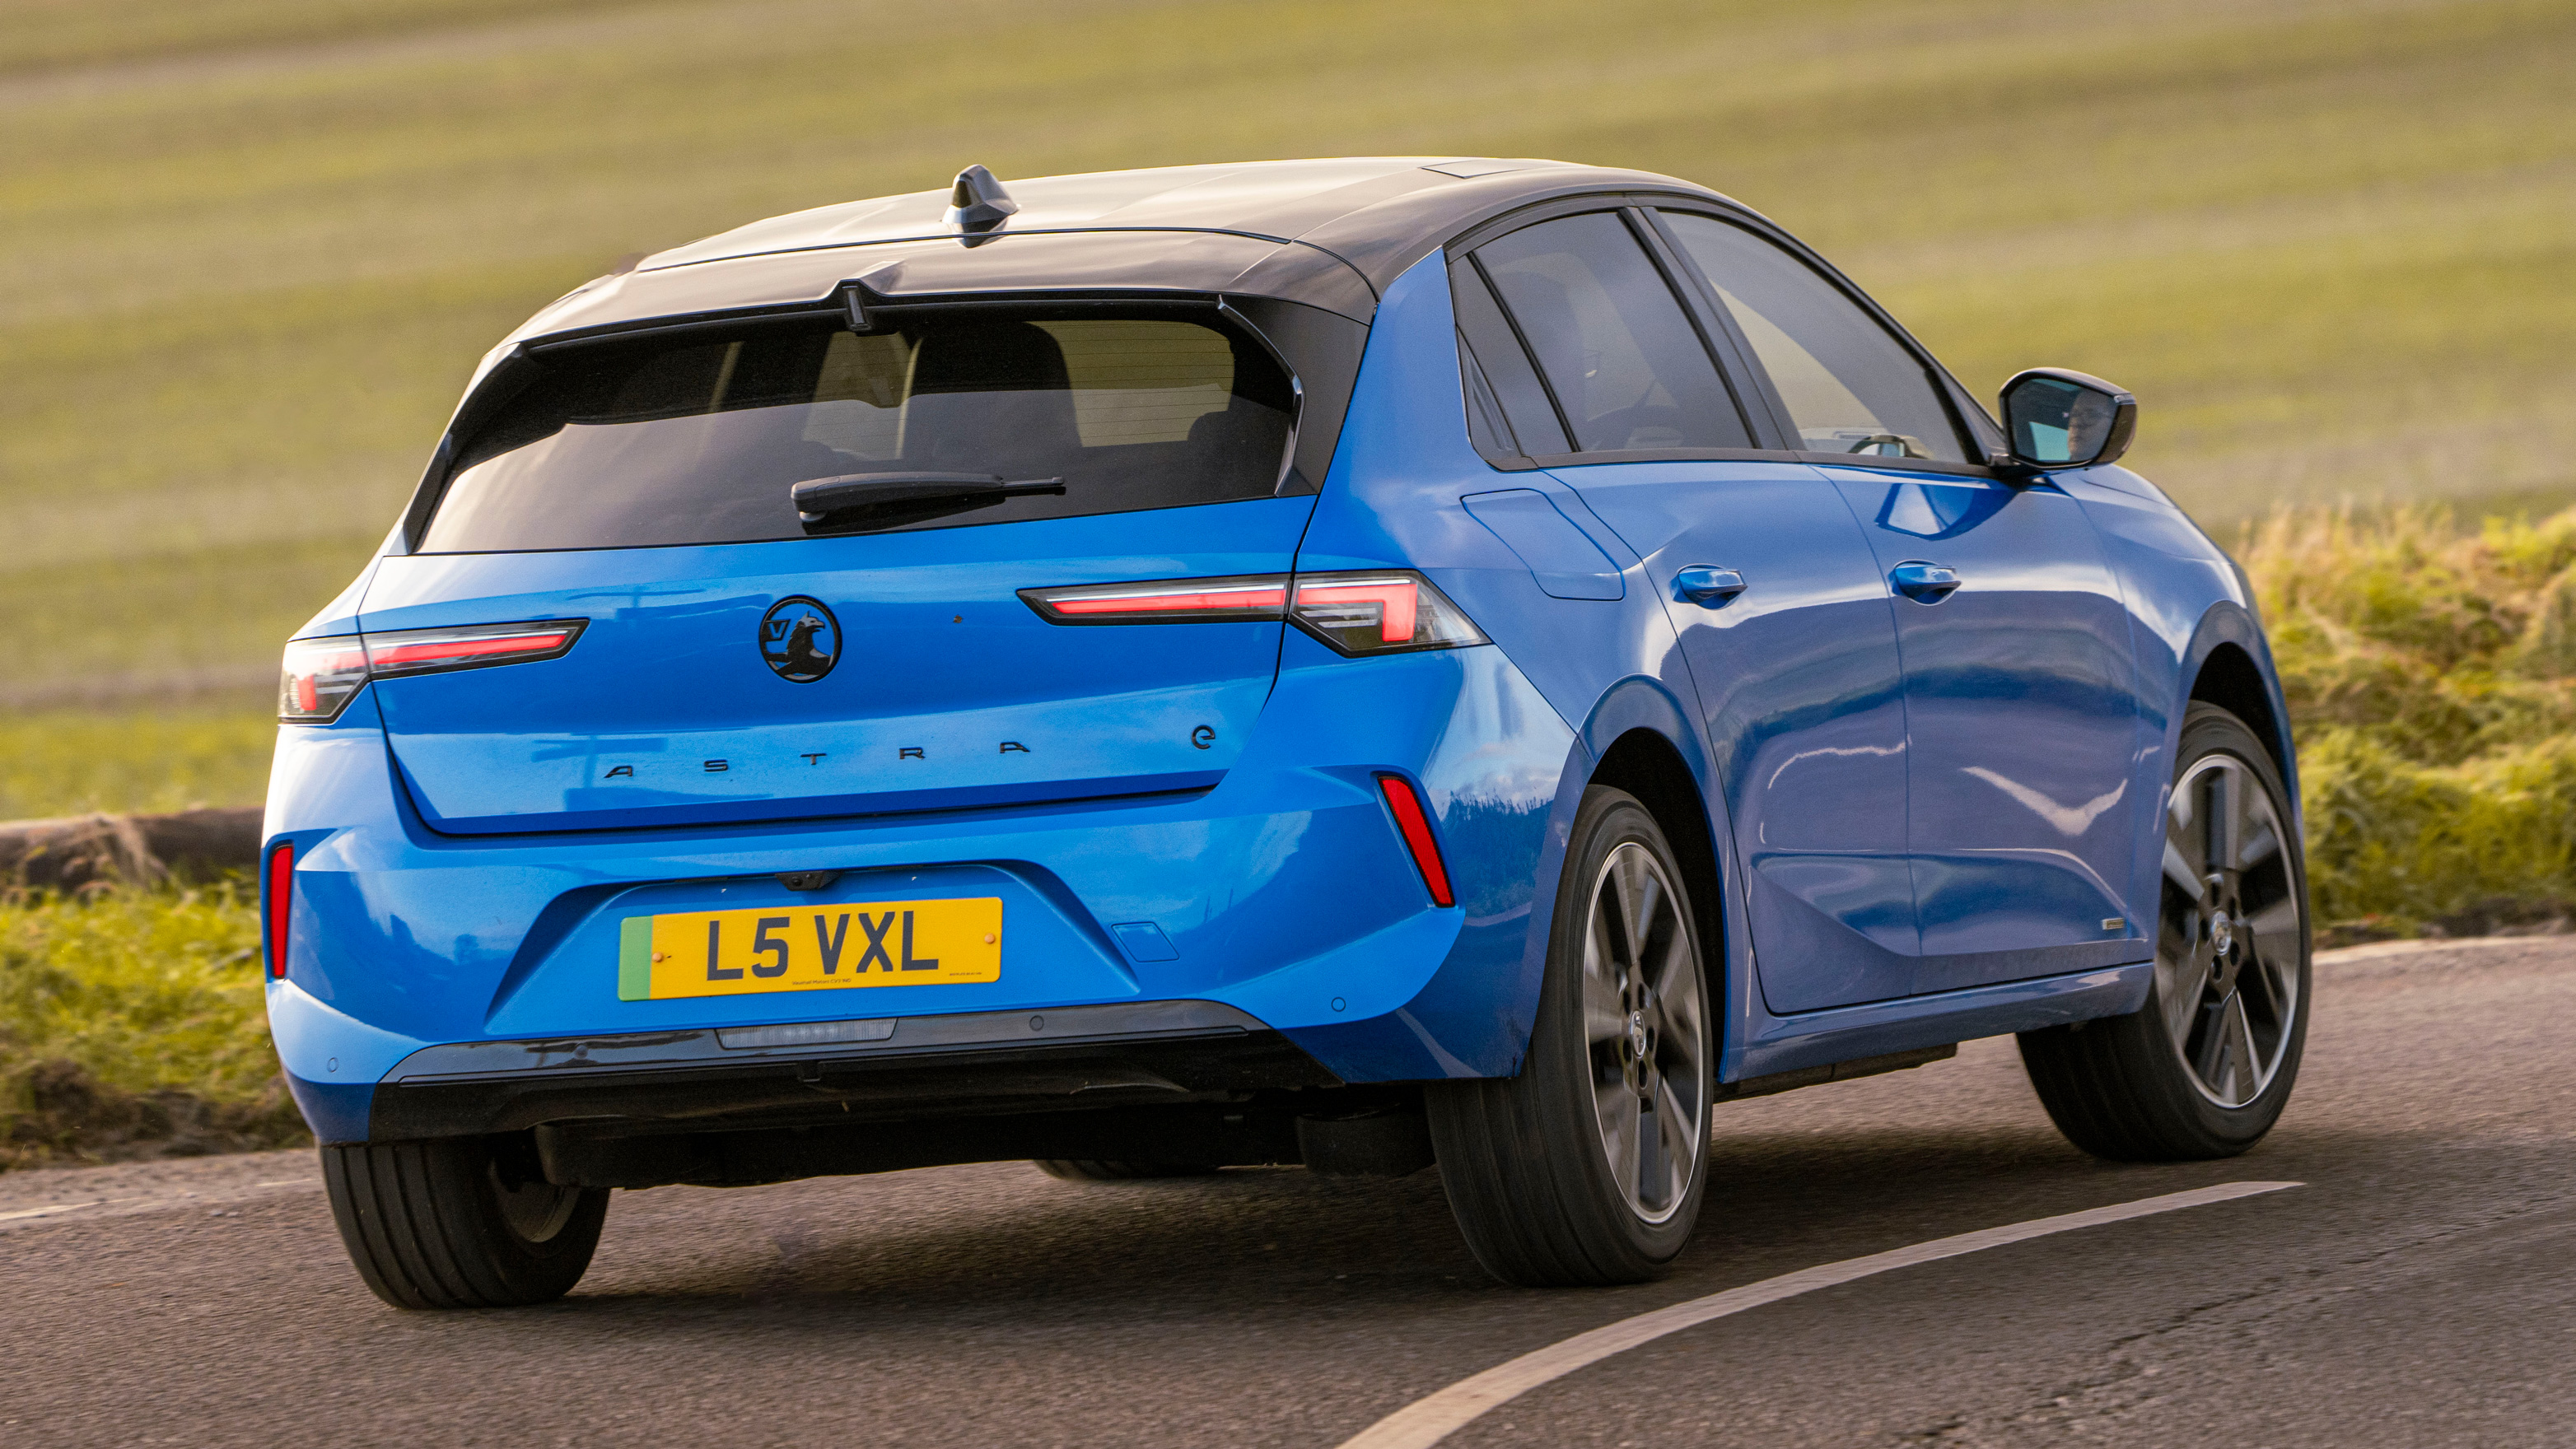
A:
[418,308,1297,552]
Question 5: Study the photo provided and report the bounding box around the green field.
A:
[4,0,2574,812]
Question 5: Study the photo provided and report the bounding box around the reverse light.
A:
[264,842,294,980]
[278,620,586,723]
[1377,774,1455,907]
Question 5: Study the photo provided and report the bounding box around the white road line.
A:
[0,1201,106,1223]
[0,1177,320,1226]
[1337,1180,2303,1449]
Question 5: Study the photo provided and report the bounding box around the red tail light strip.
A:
[264,842,294,980]
[364,625,581,673]
[278,620,586,723]
[1021,571,1485,655]
[1377,774,1456,908]
[1052,588,1288,615]
[1020,575,1289,624]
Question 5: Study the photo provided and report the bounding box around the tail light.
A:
[1377,774,1455,907]
[1020,571,1483,655]
[278,620,586,723]
[1018,575,1289,624]
[278,637,370,722]
[264,842,294,980]
[1290,573,1484,655]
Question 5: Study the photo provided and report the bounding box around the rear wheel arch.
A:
[1587,727,1724,996]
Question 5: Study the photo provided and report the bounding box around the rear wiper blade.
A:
[791,471,1065,522]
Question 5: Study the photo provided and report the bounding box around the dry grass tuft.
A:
[2244,502,2576,937]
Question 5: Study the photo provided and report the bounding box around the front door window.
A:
[1657,212,1972,463]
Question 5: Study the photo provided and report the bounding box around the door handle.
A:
[1890,561,1960,602]
[1673,566,1748,607]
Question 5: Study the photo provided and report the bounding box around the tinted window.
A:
[1449,257,1570,457]
[1658,212,1970,463]
[421,310,1295,552]
[1473,212,1752,454]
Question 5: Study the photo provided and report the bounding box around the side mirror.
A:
[1996,367,2136,473]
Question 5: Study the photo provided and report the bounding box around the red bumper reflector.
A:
[264,843,294,980]
[1377,774,1455,908]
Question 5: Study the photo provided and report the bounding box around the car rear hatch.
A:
[355,298,1345,834]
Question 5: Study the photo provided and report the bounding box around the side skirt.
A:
[1726,959,2153,1084]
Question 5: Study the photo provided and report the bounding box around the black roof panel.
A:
[506,157,1746,347]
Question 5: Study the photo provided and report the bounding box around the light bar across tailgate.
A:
[1020,571,1485,656]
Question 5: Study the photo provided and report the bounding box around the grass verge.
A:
[2247,501,2576,939]
[0,883,306,1167]
[0,701,277,820]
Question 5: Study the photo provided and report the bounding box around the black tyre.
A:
[2020,703,2312,1161]
[322,1135,609,1309]
[1030,1159,1220,1181]
[1426,785,1712,1287]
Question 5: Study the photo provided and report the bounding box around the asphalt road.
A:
[6,937,2571,1448]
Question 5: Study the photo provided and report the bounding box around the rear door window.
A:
[420,308,1296,552]
[1469,212,1754,455]
[1656,212,1972,464]
[1449,258,1571,458]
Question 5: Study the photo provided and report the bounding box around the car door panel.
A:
[1451,205,1922,1014]
[1821,466,2147,987]
[1551,461,1920,1012]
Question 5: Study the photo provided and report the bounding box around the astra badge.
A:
[759,596,839,683]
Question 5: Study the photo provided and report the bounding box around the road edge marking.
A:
[1335,1180,2303,1449]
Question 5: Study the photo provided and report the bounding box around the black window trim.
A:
[1440,189,2010,478]
[1456,333,1522,458]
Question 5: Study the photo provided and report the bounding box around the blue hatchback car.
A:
[265,158,2310,1307]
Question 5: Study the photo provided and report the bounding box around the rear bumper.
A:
[284,997,1386,1188]
[262,643,1583,1123]
[335,999,1336,1142]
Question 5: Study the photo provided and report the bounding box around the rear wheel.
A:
[1030,1159,1220,1181]
[322,1135,609,1309]
[2020,704,2311,1160]
[1427,786,1711,1287]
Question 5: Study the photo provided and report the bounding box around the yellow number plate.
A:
[618,899,1001,1000]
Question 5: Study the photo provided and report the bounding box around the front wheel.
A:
[1427,785,1712,1287]
[322,1135,609,1309]
[2020,703,2312,1160]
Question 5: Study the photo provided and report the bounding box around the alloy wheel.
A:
[1581,841,1707,1224]
[2157,753,2303,1107]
